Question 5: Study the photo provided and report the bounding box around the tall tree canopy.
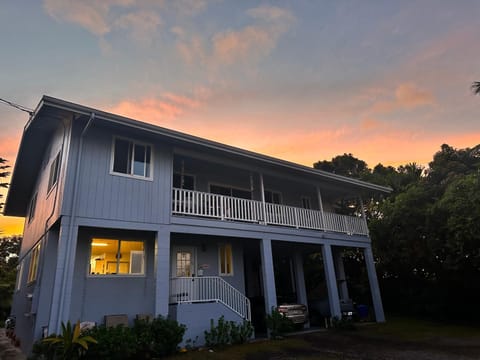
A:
[315,144,480,322]
[0,236,21,321]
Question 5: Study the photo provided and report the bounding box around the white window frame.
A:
[16,260,24,291]
[88,238,146,277]
[218,243,234,276]
[110,137,153,181]
[47,152,61,194]
[27,192,38,223]
[27,244,41,284]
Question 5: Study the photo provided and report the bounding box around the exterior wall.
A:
[73,124,172,225]
[69,227,157,326]
[169,302,247,346]
[20,121,72,257]
[171,234,245,293]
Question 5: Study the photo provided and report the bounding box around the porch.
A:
[172,188,368,236]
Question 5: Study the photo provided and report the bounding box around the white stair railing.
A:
[170,276,251,321]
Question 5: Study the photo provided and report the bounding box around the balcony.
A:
[172,188,368,236]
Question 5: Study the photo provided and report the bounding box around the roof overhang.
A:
[4,95,391,216]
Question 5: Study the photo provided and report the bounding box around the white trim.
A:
[109,136,154,181]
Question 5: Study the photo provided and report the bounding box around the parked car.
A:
[277,303,308,324]
[308,298,357,325]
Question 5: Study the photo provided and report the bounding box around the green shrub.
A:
[204,316,254,347]
[30,321,97,360]
[133,316,186,357]
[82,325,136,360]
[266,308,294,339]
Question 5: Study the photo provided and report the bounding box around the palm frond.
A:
[472,81,480,95]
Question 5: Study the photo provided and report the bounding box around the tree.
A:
[472,81,480,95]
[314,153,369,179]
[0,235,21,321]
[0,157,9,211]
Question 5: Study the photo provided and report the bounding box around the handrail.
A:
[172,188,368,236]
[170,276,251,321]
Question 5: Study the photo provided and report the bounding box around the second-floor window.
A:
[112,138,152,179]
[173,173,195,190]
[47,152,61,192]
[210,184,251,199]
[28,192,38,223]
[264,190,281,204]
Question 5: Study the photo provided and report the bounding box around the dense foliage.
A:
[0,235,21,321]
[31,316,186,359]
[316,145,480,322]
[0,157,9,211]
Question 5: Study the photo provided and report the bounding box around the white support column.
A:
[333,248,349,301]
[359,196,369,235]
[48,216,78,333]
[260,237,277,315]
[322,244,341,319]
[155,228,171,317]
[364,246,385,322]
[293,250,310,328]
[316,186,326,231]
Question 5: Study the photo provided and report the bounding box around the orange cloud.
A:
[369,83,435,115]
[107,91,204,128]
[395,83,435,108]
[176,5,295,67]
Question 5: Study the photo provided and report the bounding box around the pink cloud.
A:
[395,83,435,108]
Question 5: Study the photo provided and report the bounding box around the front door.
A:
[171,246,196,277]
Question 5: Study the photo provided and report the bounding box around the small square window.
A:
[48,152,61,192]
[112,138,152,179]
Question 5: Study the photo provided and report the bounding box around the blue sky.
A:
[1,0,480,234]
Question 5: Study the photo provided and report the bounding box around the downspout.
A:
[52,112,95,333]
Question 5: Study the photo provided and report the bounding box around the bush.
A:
[204,316,254,348]
[331,316,357,331]
[266,308,294,339]
[133,316,186,357]
[83,325,136,360]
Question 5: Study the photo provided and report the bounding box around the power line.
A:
[0,97,34,115]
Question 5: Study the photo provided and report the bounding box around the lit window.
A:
[112,138,152,179]
[89,238,145,276]
[16,261,24,291]
[28,192,38,223]
[218,243,233,276]
[48,152,61,192]
[27,244,41,283]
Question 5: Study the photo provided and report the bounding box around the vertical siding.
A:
[20,120,72,258]
[74,125,172,225]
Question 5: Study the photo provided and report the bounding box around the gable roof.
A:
[4,95,391,216]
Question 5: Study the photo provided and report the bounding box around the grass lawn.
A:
[167,317,480,360]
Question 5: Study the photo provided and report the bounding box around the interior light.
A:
[92,242,108,247]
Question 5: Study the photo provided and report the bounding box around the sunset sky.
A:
[1,1,479,236]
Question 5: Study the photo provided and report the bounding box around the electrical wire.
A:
[0,97,34,115]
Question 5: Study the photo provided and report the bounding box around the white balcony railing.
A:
[170,276,251,321]
[172,188,368,236]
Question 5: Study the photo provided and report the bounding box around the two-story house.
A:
[4,96,389,353]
